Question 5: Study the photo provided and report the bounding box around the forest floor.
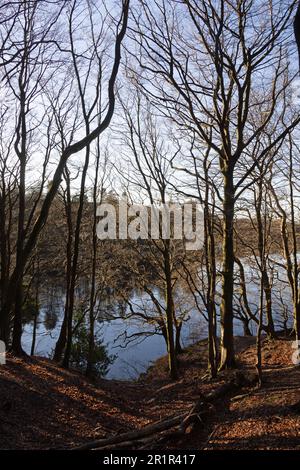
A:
[0,335,300,449]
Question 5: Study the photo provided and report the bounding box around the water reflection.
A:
[21,259,294,380]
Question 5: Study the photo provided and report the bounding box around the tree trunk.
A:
[294,301,300,346]
[0,189,9,345]
[256,277,264,387]
[53,176,72,363]
[208,298,217,377]
[0,306,10,347]
[164,243,178,380]
[175,322,183,355]
[219,167,236,370]
[262,271,276,338]
[86,139,101,378]
[243,319,252,337]
[53,311,68,362]
[11,282,25,355]
[62,142,91,369]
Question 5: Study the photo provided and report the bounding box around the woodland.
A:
[1,0,300,452]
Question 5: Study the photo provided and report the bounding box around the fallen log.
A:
[179,399,211,434]
[206,380,237,401]
[178,378,240,435]
[73,372,250,451]
[73,414,186,451]
[95,428,184,451]
[93,437,153,451]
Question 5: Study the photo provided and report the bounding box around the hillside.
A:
[0,336,300,450]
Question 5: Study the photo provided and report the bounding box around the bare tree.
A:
[128,0,300,369]
[116,90,188,379]
[0,0,130,356]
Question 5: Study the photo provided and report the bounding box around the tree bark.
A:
[164,242,178,380]
[219,167,236,370]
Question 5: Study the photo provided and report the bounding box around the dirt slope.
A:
[0,337,299,450]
